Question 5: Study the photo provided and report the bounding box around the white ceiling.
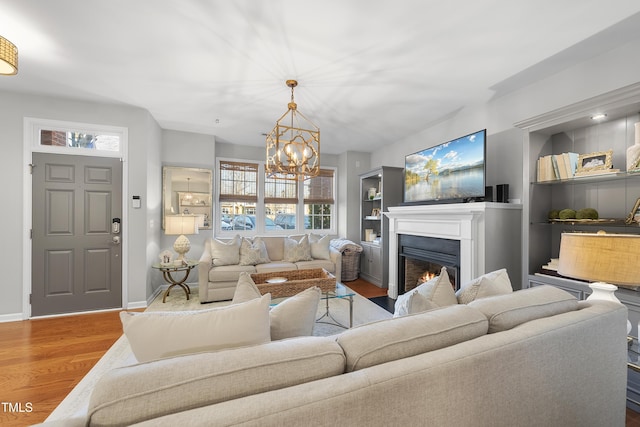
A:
[2,1,640,154]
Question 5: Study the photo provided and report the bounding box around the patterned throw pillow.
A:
[283,235,313,262]
[211,235,241,266]
[239,237,271,266]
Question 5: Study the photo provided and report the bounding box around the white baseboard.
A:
[0,312,25,323]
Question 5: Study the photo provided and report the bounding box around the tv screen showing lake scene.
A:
[404,129,486,204]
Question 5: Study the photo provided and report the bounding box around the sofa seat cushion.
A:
[209,264,256,282]
[87,337,346,427]
[468,285,579,333]
[336,304,488,372]
[255,262,297,273]
[120,295,271,362]
[296,259,335,274]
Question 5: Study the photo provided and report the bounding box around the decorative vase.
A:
[368,188,377,199]
[626,122,640,171]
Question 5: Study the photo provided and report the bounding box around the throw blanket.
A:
[330,239,363,253]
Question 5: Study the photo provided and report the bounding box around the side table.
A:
[152,260,198,303]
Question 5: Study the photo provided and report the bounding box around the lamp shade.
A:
[165,215,199,236]
[558,232,640,286]
[0,36,18,75]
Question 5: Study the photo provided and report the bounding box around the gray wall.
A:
[158,130,216,290]
[370,37,640,203]
[2,34,640,319]
[338,151,371,242]
[0,91,162,320]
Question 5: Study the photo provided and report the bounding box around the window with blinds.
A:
[217,159,335,233]
[304,169,335,231]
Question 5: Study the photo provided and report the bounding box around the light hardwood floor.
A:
[1,279,637,427]
[0,309,140,427]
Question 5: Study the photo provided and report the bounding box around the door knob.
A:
[112,236,121,245]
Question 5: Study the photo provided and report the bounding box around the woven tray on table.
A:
[251,268,336,298]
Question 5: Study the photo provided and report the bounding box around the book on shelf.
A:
[542,258,559,271]
[536,152,579,182]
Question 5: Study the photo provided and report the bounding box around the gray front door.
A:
[31,153,123,316]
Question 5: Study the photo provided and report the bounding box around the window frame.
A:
[216,157,336,236]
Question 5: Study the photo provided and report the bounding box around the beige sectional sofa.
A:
[37,285,628,426]
[198,234,342,302]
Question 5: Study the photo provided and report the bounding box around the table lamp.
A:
[558,231,640,333]
[165,214,199,261]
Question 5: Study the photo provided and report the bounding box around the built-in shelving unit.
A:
[359,167,403,287]
[516,82,640,334]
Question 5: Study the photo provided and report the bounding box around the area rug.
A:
[45,285,392,422]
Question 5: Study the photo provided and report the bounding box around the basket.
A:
[251,268,336,298]
[340,249,362,282]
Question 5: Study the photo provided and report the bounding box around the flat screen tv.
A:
[404,129,486,204]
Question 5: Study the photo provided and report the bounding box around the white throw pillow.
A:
[394,267,457,319]
[239,237,271,266]
[270,286,322,340]
[210,235,241,266]
[232,272,263,304]
[232,273,321,340]
[456,268,513,304]
[393,289,439,317]
[308,233,331,260]
[120,295,271,362]
[283,235,313,262]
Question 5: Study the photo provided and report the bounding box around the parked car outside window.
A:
[232,215,283,231]
[232,215,254,230]
[274,213,296,229]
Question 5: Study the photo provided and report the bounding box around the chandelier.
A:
[0,35,18,75]
[266,80,320,181]
[183,177,193,202]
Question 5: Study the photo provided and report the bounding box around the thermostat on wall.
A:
[132,195,141,209]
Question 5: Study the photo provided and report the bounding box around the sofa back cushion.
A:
[88,337,346,426]
[468,285,579,333]
[336,304,488,372]
[260,236,286,261]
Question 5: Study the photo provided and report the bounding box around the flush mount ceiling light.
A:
[0,35,18,75]
[266,80,320,181]
[591,113,607,120]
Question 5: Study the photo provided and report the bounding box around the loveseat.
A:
[198,234,342,302]
[37,285,628,426]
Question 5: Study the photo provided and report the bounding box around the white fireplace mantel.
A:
[384,202,522,298]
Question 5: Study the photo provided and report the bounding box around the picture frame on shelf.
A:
[371,208,381,218]
[575,149,615,176]
[159,250,174,266]
[625,197,640,225]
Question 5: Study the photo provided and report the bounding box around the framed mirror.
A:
[162,166,213,230]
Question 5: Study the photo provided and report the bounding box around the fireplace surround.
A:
[385,203,522,299]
